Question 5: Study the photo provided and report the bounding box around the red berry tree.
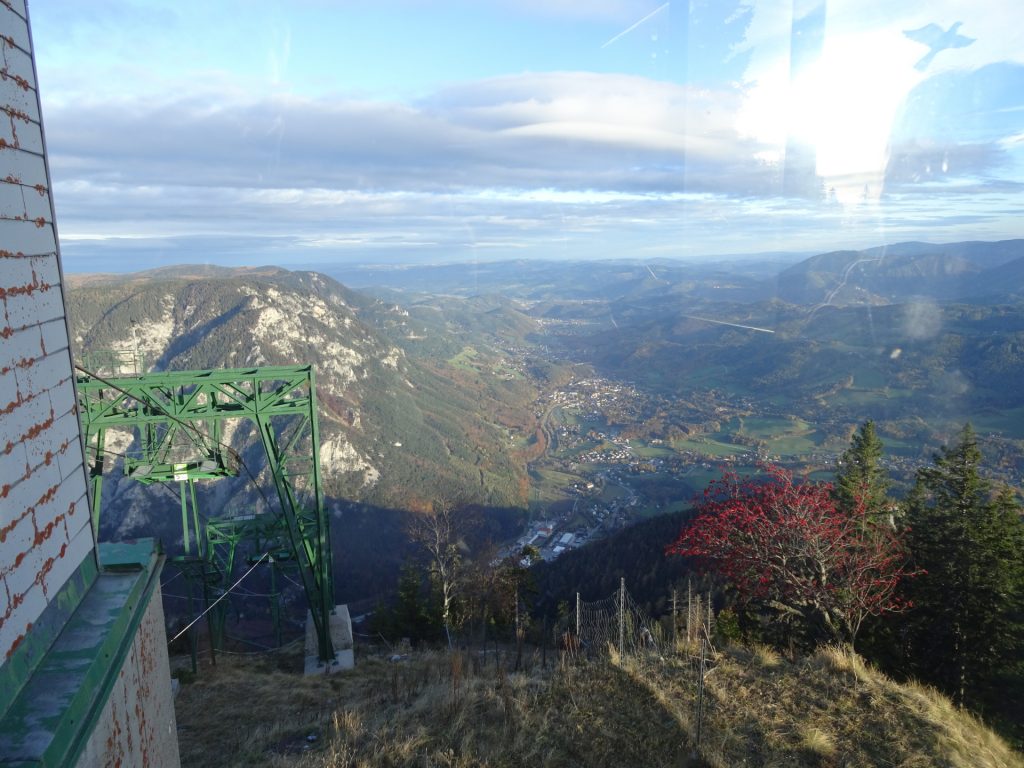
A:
[667,466,912,647]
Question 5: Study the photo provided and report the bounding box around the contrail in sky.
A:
[682,315,775,333]
[601,2,670,48]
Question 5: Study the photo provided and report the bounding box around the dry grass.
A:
[751,643,782,669]
[173,644,1023,768]
[624,644,1024,768]
[174,647,694,767]
[797,725,836,758]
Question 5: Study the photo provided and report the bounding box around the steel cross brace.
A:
[76,365,336,662]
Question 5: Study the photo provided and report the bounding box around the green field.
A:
[768,433,818,455]
[528,468,582,505]
[833,386,915,408]
[739,415,810,439]
[672,436,748,457]
[631,443,675,458]
[972,406,1024,439]
[447,345,480,370]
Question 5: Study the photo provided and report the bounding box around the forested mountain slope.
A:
[66,268,535,539]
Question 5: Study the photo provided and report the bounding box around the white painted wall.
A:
[1,7,180,766]
[0,0,94,667]
[75,584,181,768]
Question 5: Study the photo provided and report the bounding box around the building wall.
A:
[76,583,181,768]
[0,0,95,664]
[1,4,181,765]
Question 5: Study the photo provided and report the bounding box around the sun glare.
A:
[740,26,924,203]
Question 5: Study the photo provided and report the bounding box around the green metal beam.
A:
[76,364,336,663]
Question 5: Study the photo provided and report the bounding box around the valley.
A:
[399,246,1024,559]
[65,239,1024,595]
[495,350,1024,562]
[61,241,1024,750]
[19,3,1024,762]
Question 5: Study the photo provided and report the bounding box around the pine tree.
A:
[835,420,890,519]
[901,424,1024,711]
[373,562,435,643]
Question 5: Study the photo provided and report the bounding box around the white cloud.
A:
[46,71,774,197]
[37,9,1024,270]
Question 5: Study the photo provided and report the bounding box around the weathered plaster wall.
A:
[0,4,180,765]
[76,583,181,768]
[0,0,95,664]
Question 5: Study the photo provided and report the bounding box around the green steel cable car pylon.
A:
[75,364,336,664]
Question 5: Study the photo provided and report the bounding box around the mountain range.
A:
[65,237,1024,601]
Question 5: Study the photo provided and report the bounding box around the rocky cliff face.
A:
[66,267,530,543]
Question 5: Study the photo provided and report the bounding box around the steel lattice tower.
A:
[75,364,337,664]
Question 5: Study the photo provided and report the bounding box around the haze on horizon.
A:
[30,0,1024,273]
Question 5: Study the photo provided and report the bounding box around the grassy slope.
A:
[634,645,1024,768]
[173,644,1023,768]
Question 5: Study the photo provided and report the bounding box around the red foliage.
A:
[667,466,912,645]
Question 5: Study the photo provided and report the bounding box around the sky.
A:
[28,0,1024,271]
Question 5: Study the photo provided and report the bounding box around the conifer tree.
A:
[901,424,1024,711]
[374,562,435,642]
[835,420,890,519]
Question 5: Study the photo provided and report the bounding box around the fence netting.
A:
[558,581,650,658]
[556,579,716,664]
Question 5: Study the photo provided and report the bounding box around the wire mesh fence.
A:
[554,577,717,758]
[556,577,715,664]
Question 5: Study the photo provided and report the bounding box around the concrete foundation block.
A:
[303,604,354,676]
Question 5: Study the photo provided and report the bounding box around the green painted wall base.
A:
[0,539,171,767]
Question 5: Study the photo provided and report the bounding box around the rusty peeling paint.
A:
[3,620,31,660]
[33,511,66,548]
[1,381,47,417]
[1,105,32,123]
[0,67,31,91]
[0,352,41,375]
[0,274,51,300]
[0,500,31,543]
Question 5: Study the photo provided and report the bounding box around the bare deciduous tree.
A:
[407,501,477,647]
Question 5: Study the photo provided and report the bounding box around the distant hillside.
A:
[66,263,290,286]
[329,240,1024,308]
[974,255,1024,298]
[551,296,1024,424]
[332,257,789,304]
[172,644,1024,767]
[532,510,697,618]
[774,239,1024,304]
